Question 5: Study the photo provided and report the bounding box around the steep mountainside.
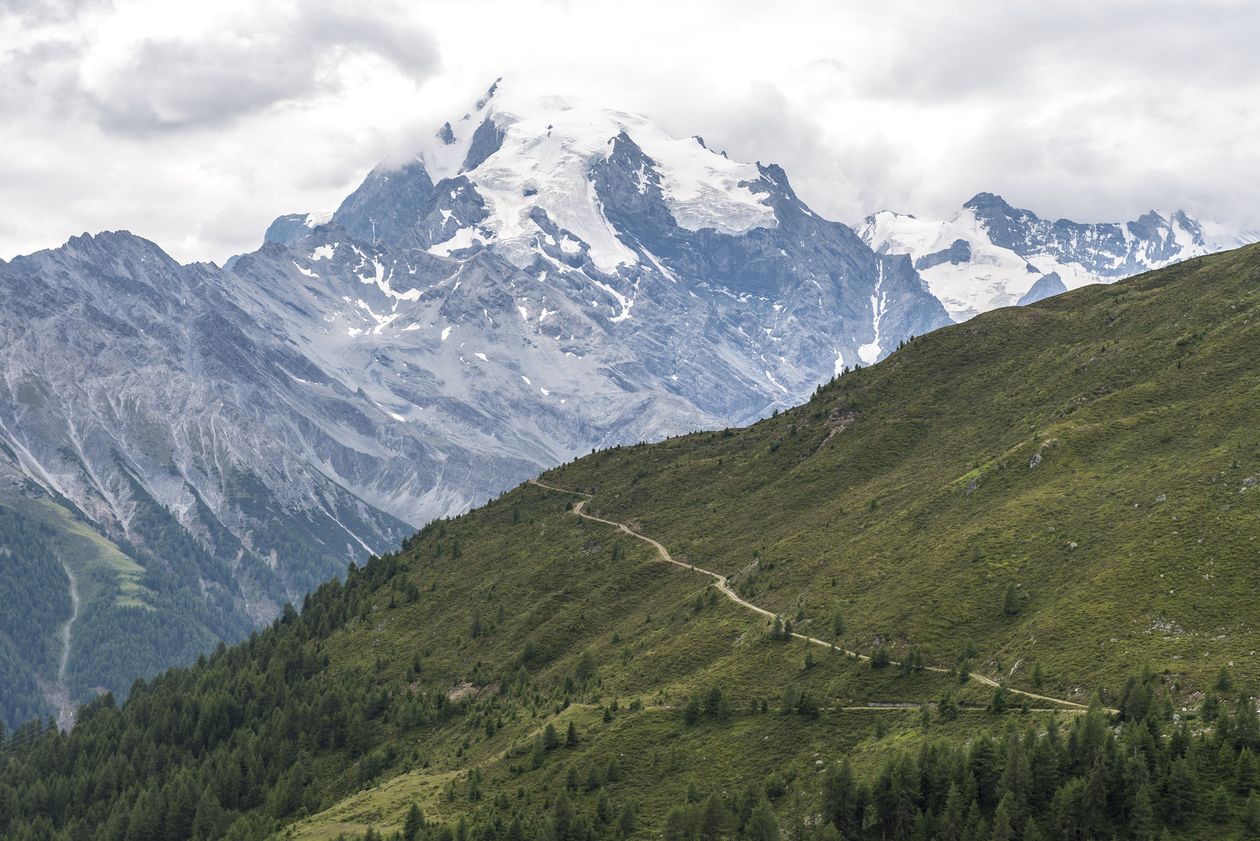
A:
[1,245,1257,841]
[0,232,417,724]
[0,84,950,727]
[860,194,1222,321]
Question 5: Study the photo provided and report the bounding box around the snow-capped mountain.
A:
[227,81,953,521]
[860,193,1216,322]
[0,81,951,721]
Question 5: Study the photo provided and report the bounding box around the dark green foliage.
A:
[1002,583,1021,617]
[829,684,1260,841]
[1219,665,1236,692]
[0,506,70,726]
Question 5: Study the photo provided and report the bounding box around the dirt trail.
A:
[529,479,1103,714]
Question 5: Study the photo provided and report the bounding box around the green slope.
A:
[551,244,1260,699]
[1,246,1259,841]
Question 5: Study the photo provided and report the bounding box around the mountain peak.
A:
[331,85,789,269]
[962,192,1018,214]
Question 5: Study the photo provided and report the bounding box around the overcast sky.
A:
[2,0,1258,263]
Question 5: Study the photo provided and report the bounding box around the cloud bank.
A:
[1,0,1257,262]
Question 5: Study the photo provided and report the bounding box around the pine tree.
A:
[1208,784,1231,825]
[746,796,780,841]
[1218,665,1235,692]
[1203,692,1221,722]
[1238,697,1260,751]
[831,609,845,638]
[991,792,1015,841]
[596,790,612,824]
[1164,756,1199,826]
[665,805,695,841]
[552,790,575,841]
[1239,749,1259,794]
[530,734,546,769]
[617,803,636,838]
[988,684,1010,714]
[403,803,425,841]
[699,794,731,841]
[1131,784,1155,841]
[939,783,966,841]
[969,737,999,809]
[1029,734,1060,810]
[1244,791,1260,836]
[1003,584,1021,616]
[938,690,960,722]
[822,760,857,838]
[566,720,578,746]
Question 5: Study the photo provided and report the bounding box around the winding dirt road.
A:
[529,478,1103,714]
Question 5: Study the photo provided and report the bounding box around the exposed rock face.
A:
[1017,272,1067,306]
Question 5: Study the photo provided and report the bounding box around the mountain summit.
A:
[861,194,1214,321]
[0,83,949,725]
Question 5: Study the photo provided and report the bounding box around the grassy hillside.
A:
[552,244,1260,701]
[2,245,1259,841]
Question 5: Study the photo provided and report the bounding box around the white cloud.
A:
[1,0,1258,263]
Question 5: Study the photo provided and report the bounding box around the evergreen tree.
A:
[1237,697,1260,751]
[1209,784,1232,825]
[530,734,546,769]
[699,794,731,841]
[403,803,426,841]
[988,683,1010,714]
[1029,734,1060,810]
[821,760,857,838]
[939,783,966,841]
[1003,584,1021,616]
[746,796,780,841]
[1132,783,1156,841]
[552,790,576,841]
[1239,749,1259,795]
[617,803,636,838]
[1164,756,1199,826]
[1244,791,1260,836]
[969,737,999,809]
[991,792,1015,841]
[938,690,960,722]
[1218,665,1235,692]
